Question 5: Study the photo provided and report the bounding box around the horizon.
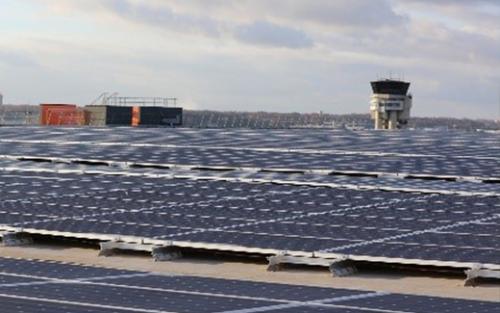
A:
[1,102,498,123]
[1,0,499,119]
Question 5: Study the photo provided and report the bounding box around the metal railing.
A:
[89,93,177,107]
[105,96,177,107]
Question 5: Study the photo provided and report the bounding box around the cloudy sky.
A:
[1,0,499,118]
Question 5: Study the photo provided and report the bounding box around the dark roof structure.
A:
[371,79,411,95]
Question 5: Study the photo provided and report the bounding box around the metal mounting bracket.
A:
[464,264,500,287]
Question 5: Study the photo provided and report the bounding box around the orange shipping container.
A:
[40,104,84,126]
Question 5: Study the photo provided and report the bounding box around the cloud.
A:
[279,0,406,29]
[99,0,220,36]
[404,0,500,6]
[162,0,406,30]
[235,20,313,49]
[2,0,500,119]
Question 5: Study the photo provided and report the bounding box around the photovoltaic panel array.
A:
[2,159,499,196]
[1,127,499,158]
[1,126,500,276]
[0,257,497,313]
[1,170,499,270]
[1,141,499,180]
[1,127,499,181]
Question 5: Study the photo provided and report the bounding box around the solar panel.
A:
[2,159,499,196]
[2,127,500,181]
[1,141,499,180]
[1,126,499,159]
[1,127,499,278]
[1,169,499,273]
[0,257,496,313]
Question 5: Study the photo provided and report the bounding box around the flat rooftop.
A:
[0,126,498,311]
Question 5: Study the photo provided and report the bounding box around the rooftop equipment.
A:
[85,93,182,127]
[370,79,412,130]
[40,104,84,126]
[85,105,133,126]
[137,107,183,126]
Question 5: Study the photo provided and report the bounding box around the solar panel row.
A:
[1,170,499,268]
[1,142,499,180]
[1,127,499,159]
[0,257,497,313]
[2,159,499,196]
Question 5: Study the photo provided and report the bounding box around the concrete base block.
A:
[266,254,356,276]
[98,241,182,262]
[329,259,357,277]
[98,241,152,257]
[1,232,33,247]
[152,246,182,262]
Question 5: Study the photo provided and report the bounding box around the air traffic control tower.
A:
[370,79,412,130]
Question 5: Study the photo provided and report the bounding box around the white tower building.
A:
[370,79,412,130]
